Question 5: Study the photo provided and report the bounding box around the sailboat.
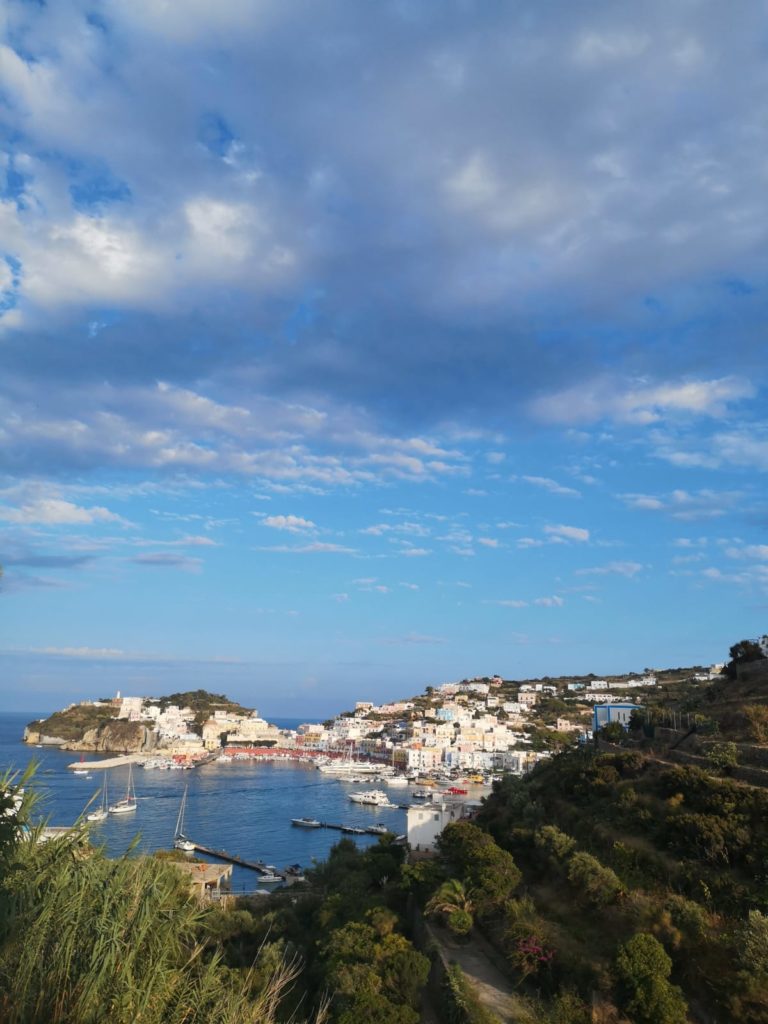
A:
[109,764,137,814]
[173,785,195,851]
[86,777,109,822]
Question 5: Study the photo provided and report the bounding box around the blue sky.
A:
[1,1,767,717]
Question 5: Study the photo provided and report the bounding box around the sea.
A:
[0,711,408,892]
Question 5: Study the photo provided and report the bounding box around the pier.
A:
[187,841,286,878]
[67,754,146,770]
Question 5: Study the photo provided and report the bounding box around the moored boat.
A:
[109,765,137,814]
[86,777,109,822]
[348,789,395,807]
[291,816,322,828]
[173,784,195,851]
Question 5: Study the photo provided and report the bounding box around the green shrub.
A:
[566,851,624,907]
[615,933,688,1024]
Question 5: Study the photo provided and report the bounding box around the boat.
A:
[411,788,432,799]
[291,817,322,828]
[258,873,283,883]
[340,824,366,834]
[447,786,468,795]
[86,778,109,822]
[109,765,137,814]
[365,823,390,835]
[173,784,195,851]
[385,775,409,787]
[348,789,395,807]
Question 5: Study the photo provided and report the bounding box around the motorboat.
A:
[173,784,195,851]
[258,873,282,883]
[340,824,366,834]
[385,775,409,787]
[291,816,322,828]
[86,778,109,822]
[348,789,395,807]
[366,823,390,835]
[411,788,432,799]
[109,765,137,814]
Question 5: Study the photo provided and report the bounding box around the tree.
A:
[724,639,766,678]
[566,851,623,907]
[615,933,689,1024]
[425,879,474,935]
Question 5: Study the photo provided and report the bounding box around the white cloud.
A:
[258,542,355,554]
[485,451,506,464]
[534,595,564,607]
[0,497,128,526]
[544,524,590,543]
[576,561,644,578]
[400,547,431,558]
[531,376,754,426]
[493,599,528,608]
[34,646,125,658]
[477,537,500,548]
[261,514,317,533]
[522,475,580,497]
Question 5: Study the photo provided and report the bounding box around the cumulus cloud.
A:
[534,595,565,607]
[0,497,128,527]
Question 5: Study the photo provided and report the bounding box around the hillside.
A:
[24,689,255,751]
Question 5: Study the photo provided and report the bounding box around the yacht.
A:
[86,778,109,823]
[173,784,195,851]
[109,765,137,814]
[291,816,322,828]
[385,775,409,787]
[348,789,395,807]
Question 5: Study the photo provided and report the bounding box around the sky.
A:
[1,1,767,718]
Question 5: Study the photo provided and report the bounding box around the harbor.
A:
[2,715,444,893]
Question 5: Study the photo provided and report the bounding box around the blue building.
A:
[593,703,640,733]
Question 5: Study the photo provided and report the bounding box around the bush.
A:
[615,933,689,1024]
[706,742,738,773]
[566,852,624,907]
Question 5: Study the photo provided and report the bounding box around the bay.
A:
[0,711,407,892]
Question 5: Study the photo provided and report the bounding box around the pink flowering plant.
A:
[510,934,555,982]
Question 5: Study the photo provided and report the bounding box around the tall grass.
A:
[0,772,320,1024]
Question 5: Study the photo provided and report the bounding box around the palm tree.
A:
[425,879,474,936]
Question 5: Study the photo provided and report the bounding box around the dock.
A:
[67,754,146,770]
[187,841,286,878]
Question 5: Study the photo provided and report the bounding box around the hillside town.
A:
[28,663,725,777]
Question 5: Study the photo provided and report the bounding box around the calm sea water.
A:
[0,712,407,892]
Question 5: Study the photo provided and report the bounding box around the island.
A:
[23,689,286,755]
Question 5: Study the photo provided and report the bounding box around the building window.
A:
[434,814,440,821]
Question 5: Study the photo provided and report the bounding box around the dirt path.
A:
[426,921,529,1023]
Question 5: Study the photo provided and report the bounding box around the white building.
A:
[407,801,469,851]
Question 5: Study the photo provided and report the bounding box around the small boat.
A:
[366,823,390,835]
[411,789,432,799]
[385,775,409,787]
[340,824,366,834]
[72,755,88,774]
[109,764,137,814]
[86,777,109,822]
[447,786,468,795]
[291,817,322,828]
[173,784,195,851]
[258,873,282,883]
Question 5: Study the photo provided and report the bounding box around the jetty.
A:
[187,840,286,879]
[67,754,146,770]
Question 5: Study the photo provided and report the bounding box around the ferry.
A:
[291,817,322,828]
